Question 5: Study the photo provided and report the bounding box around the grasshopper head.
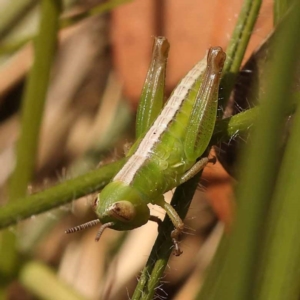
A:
[65,182,150,242]
[94,182,150,233]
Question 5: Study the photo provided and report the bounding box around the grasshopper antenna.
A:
[95,222,114,241]
[65,219,101,234]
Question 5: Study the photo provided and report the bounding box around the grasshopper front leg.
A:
[180,156,216,184]
[154,157,217,255]
[155,196,185,256]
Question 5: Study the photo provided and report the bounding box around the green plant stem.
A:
[20,261,86,300]
[0,159,125,230]
[0,0,62,286]
[197,2,300,299]
[219,0,262,111]
[255,64,300,300]
[9,0,62,201]
[0,0,133,55]
[132,172,202,300]
[273,0,293,25]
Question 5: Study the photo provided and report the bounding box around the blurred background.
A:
[0,0,273,299]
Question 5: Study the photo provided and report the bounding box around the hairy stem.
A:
[0,107,259,230]
[0,159,125,230]
[132,172,202,300]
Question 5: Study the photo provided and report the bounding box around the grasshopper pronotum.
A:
[66,37,226,256]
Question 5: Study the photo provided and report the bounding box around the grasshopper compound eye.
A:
[107,201,136,222]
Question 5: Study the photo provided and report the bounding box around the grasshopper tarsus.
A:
[171,223,185,256]
[172,239,183,256]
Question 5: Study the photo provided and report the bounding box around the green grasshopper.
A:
[66,37,226,255]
